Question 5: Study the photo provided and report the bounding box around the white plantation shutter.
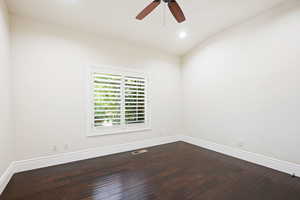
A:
[124,76,146,124]
[89,68,148,135]
[93,72,122,127]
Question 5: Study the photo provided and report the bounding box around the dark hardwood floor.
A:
[1,142,300,200]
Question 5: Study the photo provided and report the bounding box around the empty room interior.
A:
[1,0,300,199]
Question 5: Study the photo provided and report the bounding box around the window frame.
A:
[86,65,151,137]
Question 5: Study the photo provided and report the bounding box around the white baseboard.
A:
[182,136,300,177]
[13,135,180,173]
[0,163,15,195]
[2,135,300,195]
[1,136,180,195]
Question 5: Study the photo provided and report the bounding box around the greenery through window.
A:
[92,72,146,128]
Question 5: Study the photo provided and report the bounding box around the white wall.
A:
[0,0,14,175]
[9,0,300,167]
[182,1,300,165]
[11,16,182,160]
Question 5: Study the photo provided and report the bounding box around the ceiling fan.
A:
[136,0,186,23]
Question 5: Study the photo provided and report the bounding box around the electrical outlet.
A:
[237,141,244,148]
[53,145,57,152]
[64,144,69,150]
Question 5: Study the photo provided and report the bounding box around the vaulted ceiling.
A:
[6,0,286,55]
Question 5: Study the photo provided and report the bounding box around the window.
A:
[87,66,150,136]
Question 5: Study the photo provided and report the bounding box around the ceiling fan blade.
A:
[136,0,161,20]
[168,0,186,23]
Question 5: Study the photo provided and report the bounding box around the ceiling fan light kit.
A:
[136,0,186,23]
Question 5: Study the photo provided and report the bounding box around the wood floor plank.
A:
[1,142,300,200]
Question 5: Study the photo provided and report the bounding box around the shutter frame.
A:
[87,66,150,137]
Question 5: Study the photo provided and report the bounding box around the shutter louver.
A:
[124,76,146,125]
[93,72,122,127]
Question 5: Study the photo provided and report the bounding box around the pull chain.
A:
[163,2,166,26]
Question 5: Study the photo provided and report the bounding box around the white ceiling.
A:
[6,0,286,55]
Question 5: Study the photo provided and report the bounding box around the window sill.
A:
[87,127,152,137]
